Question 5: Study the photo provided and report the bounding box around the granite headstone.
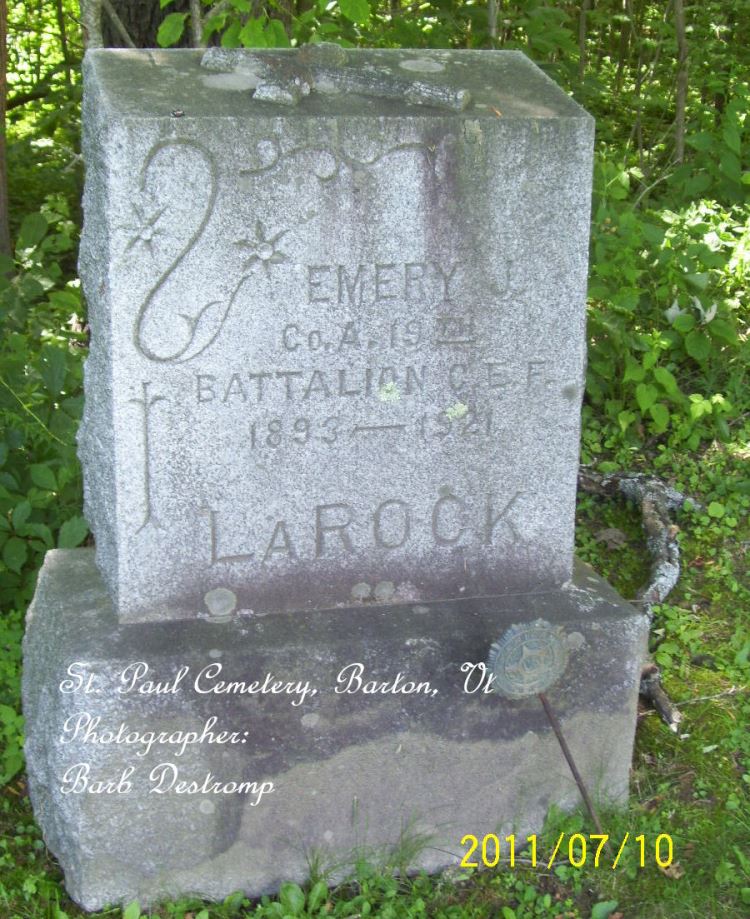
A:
[23,47,648,911]
[76,47,592,623]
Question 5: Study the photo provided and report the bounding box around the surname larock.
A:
[118,661,316,706]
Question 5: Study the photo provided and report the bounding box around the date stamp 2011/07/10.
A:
[460,833,675,871]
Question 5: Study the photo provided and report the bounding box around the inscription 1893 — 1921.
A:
[140,252,576,581]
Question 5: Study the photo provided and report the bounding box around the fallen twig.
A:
[638,686,748,714]
[639,663,682,732]
[578,467,702,730]
[679,686,747,705]
[578,468,700,618]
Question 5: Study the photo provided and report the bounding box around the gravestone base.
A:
[24,549,647,912]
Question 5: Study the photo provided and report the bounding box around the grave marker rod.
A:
[538,691,604,837]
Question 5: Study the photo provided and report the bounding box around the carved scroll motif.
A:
[129,136,451,366]
[132,139,224,364]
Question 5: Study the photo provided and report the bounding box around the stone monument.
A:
[23,46,648,910]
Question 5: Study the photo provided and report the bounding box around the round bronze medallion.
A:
[487,619,569,699]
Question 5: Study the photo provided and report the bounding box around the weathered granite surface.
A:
[24,549,647,910]
[77,48,594,623]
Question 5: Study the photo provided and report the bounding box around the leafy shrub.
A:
[0,196,88,615]
[587,157,747,449]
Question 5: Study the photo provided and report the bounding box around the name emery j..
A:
[115,661,316,706]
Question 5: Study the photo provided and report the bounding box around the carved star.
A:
[122,201,166,255]
[235,220,288,275]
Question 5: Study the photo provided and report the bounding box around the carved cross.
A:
[202,43,471,112]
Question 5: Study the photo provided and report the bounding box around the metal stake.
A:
[487,620,606,837]
[538,691,604,837]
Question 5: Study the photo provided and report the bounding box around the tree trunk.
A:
[0,0,11,257]
[674,0,688,163]
[99,0,193,48]
[80,0,104,47]
[488,0,498,41]
[54,0,73,84]
[614,0,630,93]
[189,0,204,47]
[578,0,591,81]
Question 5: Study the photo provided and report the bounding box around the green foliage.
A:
[0,195,86,785]
[6,0,82,235]
[587,168,747,449]
[0,609,24,784]
[158,12,189,47]
[122,903,142,919]
[0,197,86,607]
[339,0,371,27]
[674,85,749,203]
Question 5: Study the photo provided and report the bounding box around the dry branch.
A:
[639,663,682,732]
[578,467,699,617]
[101,0,137,49]
[578,467,701,729]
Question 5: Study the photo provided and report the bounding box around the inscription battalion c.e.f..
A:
[193,360,562,408]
